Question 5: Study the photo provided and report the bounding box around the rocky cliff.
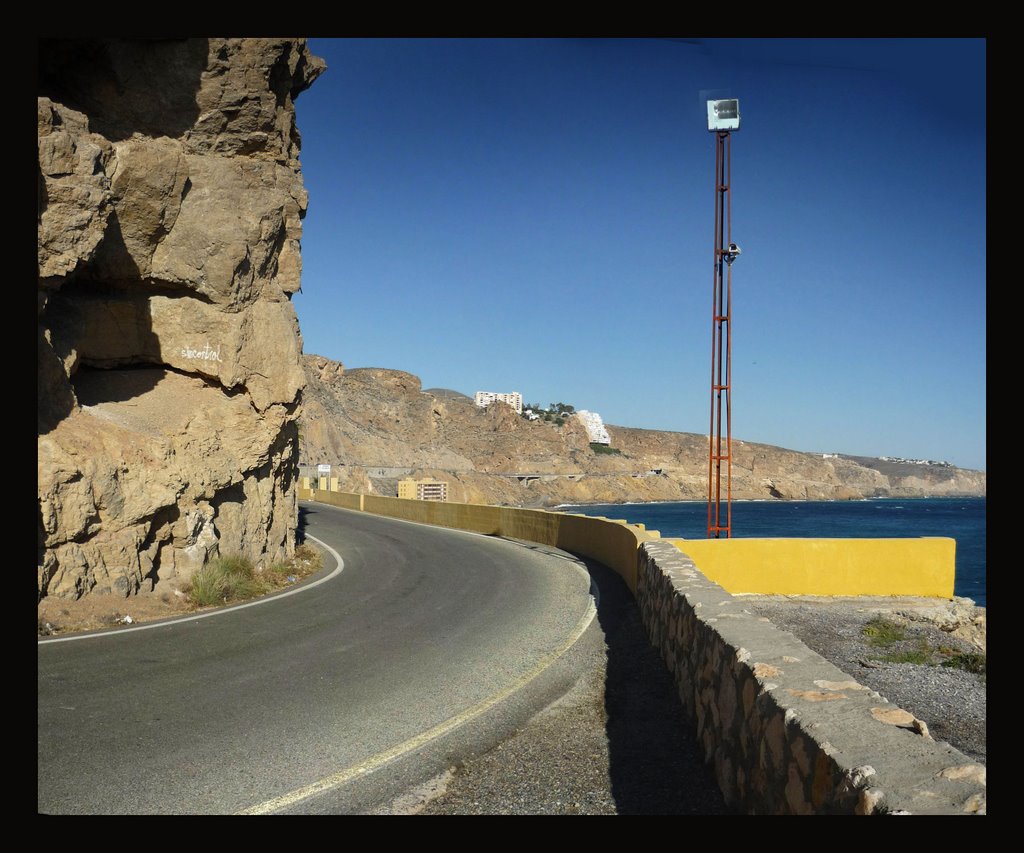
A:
[300,355,986,507]
[38,39,324,599]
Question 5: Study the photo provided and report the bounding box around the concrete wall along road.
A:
[317,489,656,594]
[298,489,983,814]
[301,488,362,512]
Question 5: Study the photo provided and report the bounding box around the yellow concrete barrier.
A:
[301,490,654,593]
[669,536,956,598]
[299,488,362,511]
[298,490,955,598]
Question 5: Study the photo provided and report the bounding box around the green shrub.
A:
[186,544,325,609]
[188,555,262,607]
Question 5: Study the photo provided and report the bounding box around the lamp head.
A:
[707,99,740,132]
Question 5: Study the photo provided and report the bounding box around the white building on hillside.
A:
[575,410,611,445]
[474,391,523,414]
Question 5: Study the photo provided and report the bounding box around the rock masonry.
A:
[636,540,986,814]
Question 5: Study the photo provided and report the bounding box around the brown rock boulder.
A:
[38,39,323,601]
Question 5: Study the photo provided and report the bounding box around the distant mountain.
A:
[423,388,473,401]
[298,354,986,507]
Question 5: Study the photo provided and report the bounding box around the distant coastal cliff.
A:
[298,355,985,507]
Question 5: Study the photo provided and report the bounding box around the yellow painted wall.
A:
[670,537,955,598]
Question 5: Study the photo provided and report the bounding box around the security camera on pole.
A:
[707,99,740,539]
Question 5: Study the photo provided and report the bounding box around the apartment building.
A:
[474,390,523,414]
[575,410,611,445]
[398,478,449,501]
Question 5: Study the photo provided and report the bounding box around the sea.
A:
[559,497,986,607]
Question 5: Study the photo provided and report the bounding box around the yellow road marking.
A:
[238,591,596,814]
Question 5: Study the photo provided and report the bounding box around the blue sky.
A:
[293,38,986,472]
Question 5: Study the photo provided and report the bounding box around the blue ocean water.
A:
[561,498,986,607]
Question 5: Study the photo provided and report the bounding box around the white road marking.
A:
[41,501,600,817]
[37,535,344,645]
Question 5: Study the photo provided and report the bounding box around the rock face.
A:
[38,39,324,599]
[299,355,987,508]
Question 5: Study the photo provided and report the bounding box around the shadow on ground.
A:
[585,558,731,815]
[297,505,312,544]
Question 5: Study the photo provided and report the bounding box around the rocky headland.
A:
[299,355,986,508]
[38,39,324,601]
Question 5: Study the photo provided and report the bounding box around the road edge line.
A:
[37,535,344,645]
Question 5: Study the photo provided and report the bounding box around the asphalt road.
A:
[38,503,596,814]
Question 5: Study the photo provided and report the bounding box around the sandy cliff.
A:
[38,39,324,599]
[299,355,986,507]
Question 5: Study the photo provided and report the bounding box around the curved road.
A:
[38,503,595,814]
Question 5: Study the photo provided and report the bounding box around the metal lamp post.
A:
[707,99,741,538]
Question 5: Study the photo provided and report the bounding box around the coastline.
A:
[552,494,987,510]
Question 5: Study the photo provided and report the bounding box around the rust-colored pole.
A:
[708,131,732,538]
[725,133,733,536]
[708,134,721,538]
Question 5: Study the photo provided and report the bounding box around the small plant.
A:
[186,545,325,609]
[861,618,987,677]
[941,651,986,675]
[875,640,933,666]
[294,543,324,570]
[187,555,263,607]
[590,442,621,455]
[861,616,907,647]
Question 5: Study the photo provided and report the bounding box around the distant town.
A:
[474,392,611,445]
[822,452,952,468]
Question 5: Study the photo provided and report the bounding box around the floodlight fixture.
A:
[707,99,740,132]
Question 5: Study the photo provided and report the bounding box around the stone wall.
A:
[38,39,324,600]
[636,540,986,814]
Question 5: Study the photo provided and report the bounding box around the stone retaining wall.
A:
[637,540,986,814]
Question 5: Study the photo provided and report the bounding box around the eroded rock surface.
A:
[38,39,324,599]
